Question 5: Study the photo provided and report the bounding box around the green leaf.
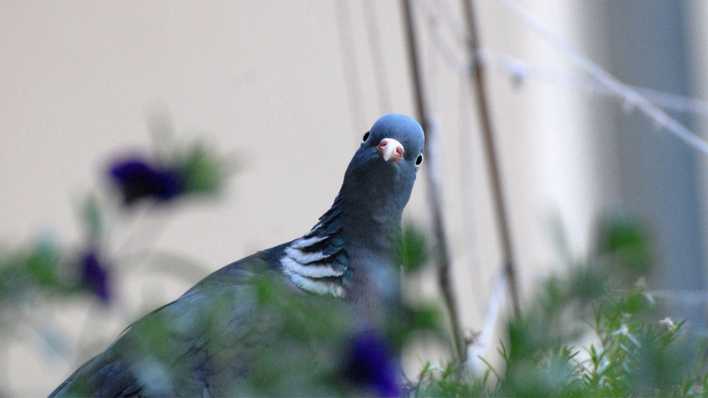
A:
[80,195,103,242]
[176,144,226,195]
[397,222,428,273]
[25,239,61,287]
[595,215,652,278]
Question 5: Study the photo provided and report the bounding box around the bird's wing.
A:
[49,252,278,398]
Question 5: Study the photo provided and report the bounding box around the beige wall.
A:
[0,1,660,395]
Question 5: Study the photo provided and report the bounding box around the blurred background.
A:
[2,0,708,395]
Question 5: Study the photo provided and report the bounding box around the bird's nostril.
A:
[395,146,404,156]
[378,139,388,149]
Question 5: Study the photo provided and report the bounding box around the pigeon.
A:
[49,113,425,397]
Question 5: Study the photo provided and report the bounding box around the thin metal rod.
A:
[461,0,521,317]
[400,0,466,362]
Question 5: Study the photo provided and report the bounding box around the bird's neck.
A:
[278,190,404,303]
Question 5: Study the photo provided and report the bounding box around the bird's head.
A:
[340,114,425,239]
[357,113,425,169]
[290,114,424,301]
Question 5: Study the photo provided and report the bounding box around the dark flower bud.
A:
[343,330,400,397]
[79,249,110,303]
[108,157,184,206]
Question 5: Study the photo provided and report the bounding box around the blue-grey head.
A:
[338,114,425,246]
[284,114,425,301]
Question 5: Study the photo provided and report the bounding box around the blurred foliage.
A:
[80,195,104,242]
[175,143,226,195]
[2,132,708,398]
[0,239,76,305]
[107,141,226,208]
[0,138,229,314]
[397,223,429,274]
[411,217,708,398]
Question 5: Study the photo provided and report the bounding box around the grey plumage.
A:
[50,114,425,397]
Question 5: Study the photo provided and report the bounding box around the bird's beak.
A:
[377,138,405,163]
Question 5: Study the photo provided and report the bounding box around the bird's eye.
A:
[362,131,370,143]
[415,154,424,167]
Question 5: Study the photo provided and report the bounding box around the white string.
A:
[466,273,507,376]
[496,0,708,156]
[416,0,708,117]
[414,0,708,156]
[478,49,708,117]
[649,289,708,305]
[430,0,708,116]
[631,86,708,117]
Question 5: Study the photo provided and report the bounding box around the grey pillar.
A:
[603,0,706,326]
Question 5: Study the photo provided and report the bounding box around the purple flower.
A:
[80,250,110,303]
[343,330,400,397]
[108,157,184,206]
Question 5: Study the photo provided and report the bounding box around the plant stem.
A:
[460,0,521,318]
[400,0,466,362]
